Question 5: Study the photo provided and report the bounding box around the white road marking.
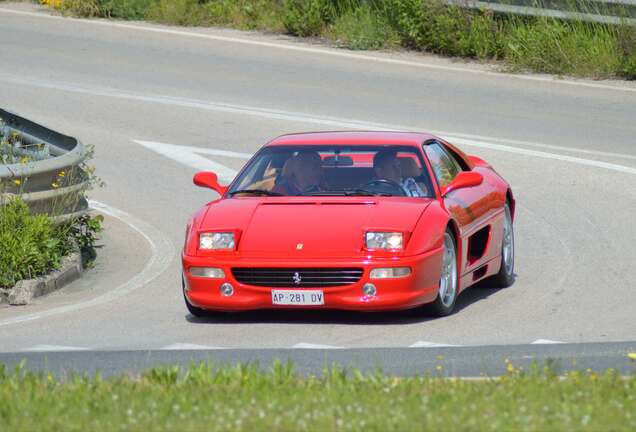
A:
[134,140,243,183]
[160,343,225,350]
[25,345,89,352]
[2,73,635,172]
[450,137,636,176]
[1,7,635,94]
[409,341,461,348]
[292,343,343,349]
[531,339,565,344]
[0,200,174,328]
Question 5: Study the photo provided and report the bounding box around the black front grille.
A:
[231,268,363,288]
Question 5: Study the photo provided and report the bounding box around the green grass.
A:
[46,0,636,79]
[1,362,635,431]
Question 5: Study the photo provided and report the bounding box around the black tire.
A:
[491,203,515,288]
[182,275,209,317]
[430,228,459,317]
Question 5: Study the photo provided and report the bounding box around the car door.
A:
[423,141,498,277]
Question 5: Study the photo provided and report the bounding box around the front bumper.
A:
[182,248,443,312]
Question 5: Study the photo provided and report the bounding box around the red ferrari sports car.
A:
[182,131,515,317]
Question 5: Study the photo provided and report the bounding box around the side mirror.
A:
[193,171,228,195]
[441,171,483,197]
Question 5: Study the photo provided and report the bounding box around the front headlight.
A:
[365,232,403,250]
[199,232,235,250]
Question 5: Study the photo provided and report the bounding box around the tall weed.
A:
[199,0,285,31]
[330,5,399,50]
[617,24,636,79]
[146,0,206,26]
[505,18,621,77]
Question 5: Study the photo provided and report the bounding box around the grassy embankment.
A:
[1,362,635,430]
[43,0,636,80]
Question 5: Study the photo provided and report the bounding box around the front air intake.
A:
[231,268,363,288]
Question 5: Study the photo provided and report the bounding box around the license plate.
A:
[271,290,324,305]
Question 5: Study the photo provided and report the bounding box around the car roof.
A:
[266,131,439,147]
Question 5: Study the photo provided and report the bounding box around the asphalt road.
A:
[1,3,635,373]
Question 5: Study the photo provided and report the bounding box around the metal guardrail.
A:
[0,108,90,221]
[445,0,636,25]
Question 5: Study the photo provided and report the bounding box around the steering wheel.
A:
[360,179,406,196]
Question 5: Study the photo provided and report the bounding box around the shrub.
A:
[282,0,335,37]
[330,4,399,50]
[99,0,155,20]
[57,0,102,17]
[0,197,104,289]
[0,198,70,289]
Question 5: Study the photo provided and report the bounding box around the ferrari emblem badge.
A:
[292,272,302,285]
[296,243,303,250]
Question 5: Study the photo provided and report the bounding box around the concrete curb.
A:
[2,252,83,305]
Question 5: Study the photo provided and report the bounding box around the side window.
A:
[424,142,462,188]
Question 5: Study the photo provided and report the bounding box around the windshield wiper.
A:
[229,189,283,196]
[303,191,347,196]
[344,189,393,197]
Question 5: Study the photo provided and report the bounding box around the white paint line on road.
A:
[2,73,635,172]
[1,7,635,94]
[135,140,242,183]
[161,343,226,350]
[135,140,252,160]
[0,200,175,328]
[440,132,636,162]
[450,137,636,176]
[25,345,90,352]
[409,341,461,348]
[531,339,565,344]
[292,343,343,349]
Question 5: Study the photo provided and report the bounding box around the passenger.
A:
[373,150,427,197]
[273,151,323,195]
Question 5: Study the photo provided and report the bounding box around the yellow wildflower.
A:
[51,181,60,189]
[58,170,66,178]
[13,179,21,186]
[20,156,30,164]
[628,352,636,361]
[507,362,515,373]
[436,365,443,371]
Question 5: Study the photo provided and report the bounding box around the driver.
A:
[273,151,323,195]
[373,150,427,197]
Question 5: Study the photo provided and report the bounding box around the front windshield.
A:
[228,145,434,198]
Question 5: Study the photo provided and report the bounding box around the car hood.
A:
[199,197,432,256]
